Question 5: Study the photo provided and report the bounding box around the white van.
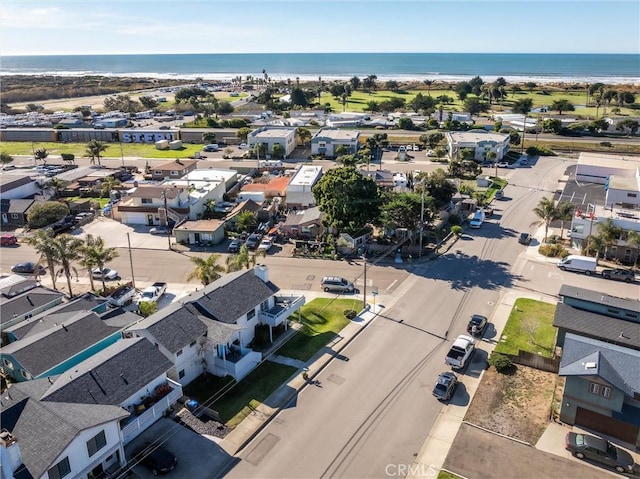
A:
[259,160,283,168]
[557,255,597,275]
[469,210,485,229]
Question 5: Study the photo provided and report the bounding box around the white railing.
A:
[121,378,183,445]
[211,350,261,380]
[259,295,305,327]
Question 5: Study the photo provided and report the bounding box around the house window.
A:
[607,308,620,315]
[589,382,611,398]
[154,171,162,175]
[86,430,107,457]
[572,224,584,234]
[141,198,152,204]
[247,309,255,320]
[21,370,31,379]
[178,370,185,379]
[176,349,183,357]
[190,340,197,347]
[11,213,19,219]
[628,193,637,198]
[170,170,179,176]
[260,300,269,312]
[48,457,71,479]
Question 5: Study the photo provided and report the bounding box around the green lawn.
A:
[494,298,557,358]
[0,141,205,159]
[183,362,297,428]
[276,298,358,361]
[438,472,463,479]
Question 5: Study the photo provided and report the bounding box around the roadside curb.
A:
[463,420,533,447]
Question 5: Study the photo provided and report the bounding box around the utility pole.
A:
[126,232,136,288]
[362,250,367,310]
[163,191,171,250]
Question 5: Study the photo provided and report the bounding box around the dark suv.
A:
[601,268,635,283]
[565,432,634,474]
[246,233,261,250]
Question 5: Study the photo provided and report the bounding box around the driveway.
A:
[125,417,232,478]
[443,423,614,479]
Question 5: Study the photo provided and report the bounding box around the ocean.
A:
[1,53,638,84]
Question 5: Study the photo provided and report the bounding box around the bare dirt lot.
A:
[464,364,558,445]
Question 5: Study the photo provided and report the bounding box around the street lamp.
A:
[126,232,136,289]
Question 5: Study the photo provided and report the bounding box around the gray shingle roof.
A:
[200,317,245,344]
[0,287,65,323]
[554,302,640,349]
[0,275,38,299]
[559,333,640,395]
[42,337,172,405]
[188,269,278,324]
[1,383,127,479]
[8,199,35,214]
[128,302,207,354]
[1,311,120,377]
[559,284,640,314]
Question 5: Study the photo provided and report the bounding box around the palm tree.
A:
[423,79,433,96]
[584,234,603,259]
[555,201,575,239]
[52,234,85,297]
[596,218,622,260]
[85,140,108,166]
[80,234,119,292]
[23,228,59,289]
[226,245,266,273]
[512,98,533,153]
[531,197,557,242]
[236,211,257,233]
[44,177,68,199]
[100,176,121,199]
[187,254,224,286]
[625,230,640,266]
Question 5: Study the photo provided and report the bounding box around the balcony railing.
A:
[259,295,305,327]
[121,378,183,445]
[211,349,261,380]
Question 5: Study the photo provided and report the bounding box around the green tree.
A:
[550,99,575,115]
[425,169,457,208]
[349,76,361,91]
[379,192,433,236]
[23,228,59,289]
[555,201,574,239]
[61,153,75,165]
[103,94,140,113]
[27,201,69,228]
[100,176,121,199]
[0,151,14,166]
[187,254,224,286]
[236,127,253,142]
[532,197,557,242]
[272,143,285,159]
[464,97,489,117]
[625,230,640,265]
[53,234,85,297]
[596,218,622,259]
[44,177,68,199]
[616,119,639,136]
[139,96,158,109]
[296,127,312,146]
[80,234,119,292]
[363,74,378,92]
[138,301,158,318]
[34,148,49,165]
[512,98,534,152]
[226,244,266,272]
[426,132,444,149]
[236,211,257,233]
[85,140,108,166]
[312,166,381,232]
[397,117,415,130]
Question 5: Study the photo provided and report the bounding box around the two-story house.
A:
[446,130,510,162]
[310,128,360,157]
[554,285,640,449]
[285,165,323,210]
[127,266,305,385]
[1,283,65,334]
[247,126,297,158]
[113,184,190,227]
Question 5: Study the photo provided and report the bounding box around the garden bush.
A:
[344,309,357,320]
[488,352,513,373]
[538,243,567,258]
[451,225,463,236]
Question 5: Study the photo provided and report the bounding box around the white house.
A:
[446,130,510,162]
[127,266,305,384]
[285,165,323,209]
[310,128,360,157]
[247,126,297,158]
[0,176,40,200]
[575,152,640,185]
[114,184,190,226]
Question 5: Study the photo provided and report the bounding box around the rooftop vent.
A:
[584,361,597,369]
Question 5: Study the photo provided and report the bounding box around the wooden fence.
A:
[505,350,560,373]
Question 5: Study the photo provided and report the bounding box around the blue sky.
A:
[1,0,638,56]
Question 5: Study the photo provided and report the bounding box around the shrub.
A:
[344,309,357,320]
[599,141,612,147]
[451,225,463,236]
[547,234,561,244]
[488,352,513,373]
[538,243,567,258]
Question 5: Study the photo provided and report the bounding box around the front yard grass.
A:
[276,298,358,361]
[494,298,557,358]
[184,362,297,428]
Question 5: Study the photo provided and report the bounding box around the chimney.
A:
[254,264,269,283]
[0,429,23,476]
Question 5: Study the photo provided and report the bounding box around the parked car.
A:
[565,432,634,474]
[92,268,119,280]
[11,262,45,275]
[1,234,18,246]
[257,238,273,253]
[495,162,509,168]
[466,315,488,337]
[321,276,355,293]
[134,442,178,476]
[494,189,504,200]
[432,371,459,401]
[246,233,262,250]
[518,233,532,245]
[228,238,243,253]
[445,335,475,370]
[150,226,169,235]
[601,268,635,283]
[203,144,219,152]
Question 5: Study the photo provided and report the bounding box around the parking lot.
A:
[79,216,174,250]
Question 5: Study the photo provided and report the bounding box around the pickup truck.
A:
[136,282,167,307]
[108,283,137,307]
[445,335,475,370]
